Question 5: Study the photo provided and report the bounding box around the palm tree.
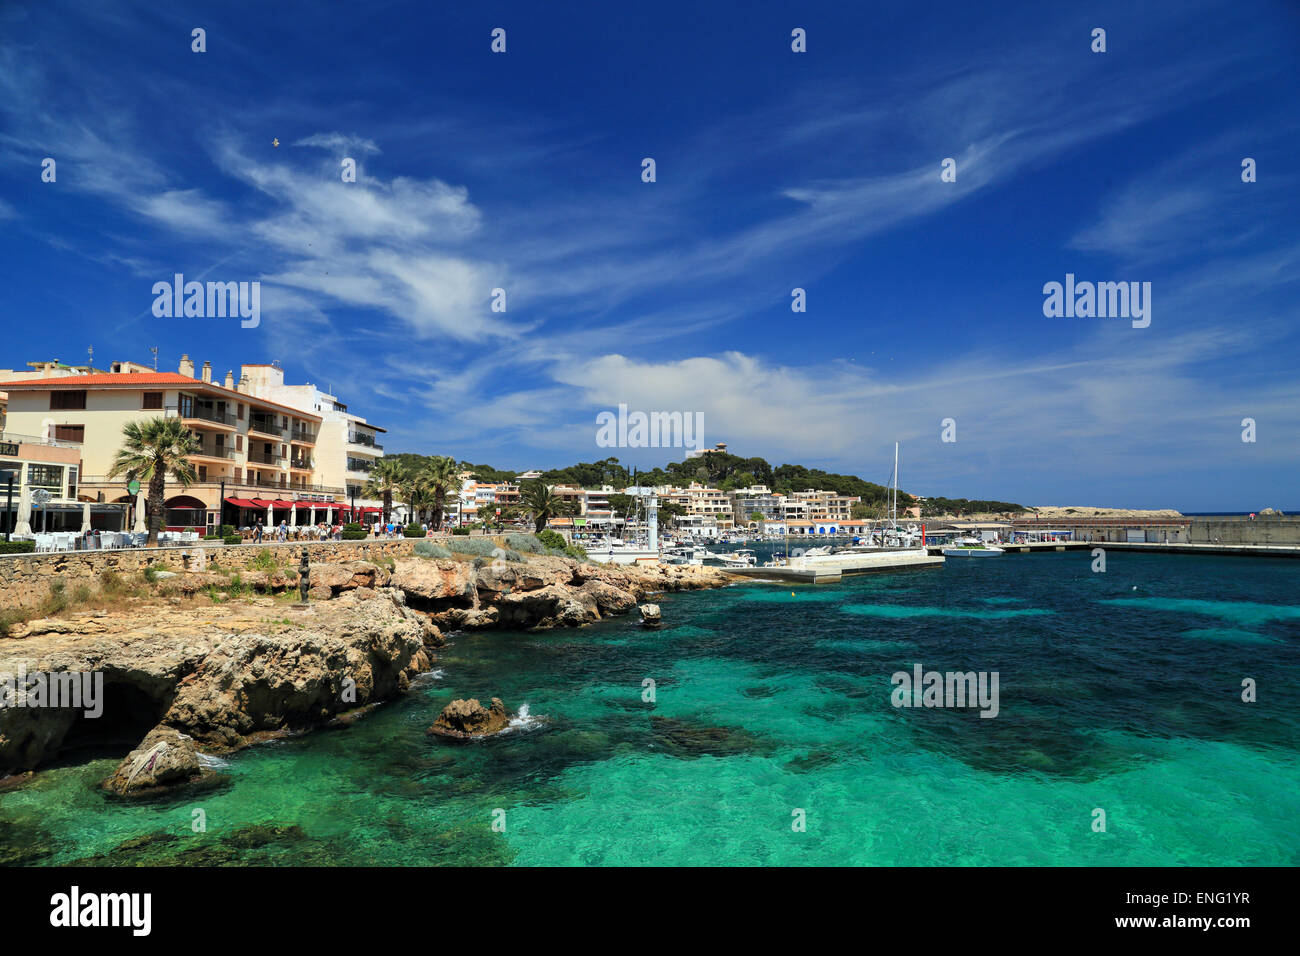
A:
[421,455,461,531]
[363,459,408,525]
[401,472,433,526]
[108,417,200,546]
[518,481,574,534]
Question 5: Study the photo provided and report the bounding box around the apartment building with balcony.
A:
[0,355,341,531]
[677,482,736,531]
[732,484,785,526]
[787,489,861,521]
[237,364,387,511]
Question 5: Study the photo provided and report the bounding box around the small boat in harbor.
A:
[718,548,758,567]
[942,536,1005,557]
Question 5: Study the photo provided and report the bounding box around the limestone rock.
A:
[0,590,435,774]
[428,697,511,739]
[103,726,207,796]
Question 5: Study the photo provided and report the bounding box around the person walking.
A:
[253,523,263,544]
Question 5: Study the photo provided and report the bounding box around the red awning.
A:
[224,498,261,508]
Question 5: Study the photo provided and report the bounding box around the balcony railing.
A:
[191,445,237,460]
[0,431,82,448]
[290,428,317,443]
[77,475,344,496]
[346,458,375,474]
[347,433,383,450]
[180,406,237,427]
[289,457,313,470]
[248,418,282,436]
[246,451,284,466]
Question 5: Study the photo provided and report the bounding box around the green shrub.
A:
[142,564,164,583]
[413,540,452,559]
[505,533,545,554]
[341,522,367,540]
[451,526,471,535]
[222,535,242,545]
[218,524,236,538]
[250,548,279,571]
[0,540,36,554]
[99,570,128,596]
[403,523,425,538]
[535,529,566,551]
[45,580,68,613]
[563,544,590,562]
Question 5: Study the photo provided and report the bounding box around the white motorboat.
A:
[717,548,758,567]
[942,536,1005,557]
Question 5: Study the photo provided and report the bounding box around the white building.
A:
[238,363,387,514]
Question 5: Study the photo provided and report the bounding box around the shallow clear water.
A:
[3,552,1298,866]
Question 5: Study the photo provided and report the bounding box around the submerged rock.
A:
[649,715,770,759]
[428,698,511,740]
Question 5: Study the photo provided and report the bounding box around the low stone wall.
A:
[1188,515,1300,546]
[0,538,420,609]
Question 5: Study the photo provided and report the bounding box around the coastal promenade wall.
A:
[0,538,422,609]
[1188,516,1300,546]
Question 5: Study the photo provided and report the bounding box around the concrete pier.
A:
[731,549,945,583]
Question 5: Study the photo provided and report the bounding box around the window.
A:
[53,425,84,443]
[143,392,163,409]
[235,436,243,451]
[27,464,64,493]
[67,466,77,500]
[50,390,86,410]
[237,403,244,420]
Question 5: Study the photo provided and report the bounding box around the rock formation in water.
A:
[102,725,213,796]
[427,697,512,739]
[0,551,733,781]
[0,587,438,777]
[390,554,732,631]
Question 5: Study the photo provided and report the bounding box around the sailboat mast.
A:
[892,441,898,526]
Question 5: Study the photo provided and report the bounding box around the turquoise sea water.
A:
[2,552,1298,866]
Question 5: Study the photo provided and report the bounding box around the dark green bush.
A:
[222,535,242,545]
[341,522,367,540]
[451,526,471,536]
[0,540,36,554]
[535,529,566,551]
[403,524,425,538]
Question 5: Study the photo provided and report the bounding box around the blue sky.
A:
[1,0,1297,510]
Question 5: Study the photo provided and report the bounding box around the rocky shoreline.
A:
[0,552,735,787]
